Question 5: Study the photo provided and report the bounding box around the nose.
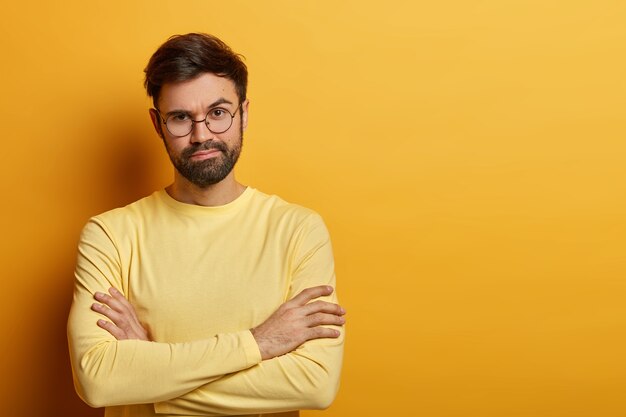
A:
[190,119,214,144]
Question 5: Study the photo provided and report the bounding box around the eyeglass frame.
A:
[154,102,243,137]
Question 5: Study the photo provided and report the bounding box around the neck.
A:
[166,171,246,207]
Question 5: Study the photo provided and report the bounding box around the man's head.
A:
[144,33,248,188]
[144,33,247,109]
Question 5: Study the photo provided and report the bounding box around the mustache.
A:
[181,141,228,159]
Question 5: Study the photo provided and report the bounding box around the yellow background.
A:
[1,1,625,416]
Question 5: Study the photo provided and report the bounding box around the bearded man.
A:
[67,33,345,417]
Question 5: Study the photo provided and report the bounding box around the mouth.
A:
[189,149,222,161]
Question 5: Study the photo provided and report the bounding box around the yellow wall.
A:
[1,1,625,416]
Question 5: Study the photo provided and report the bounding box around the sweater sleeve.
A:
[67,219,262,408]
[153,214,344,416]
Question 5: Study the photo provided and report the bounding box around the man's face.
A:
[150,72,248,188]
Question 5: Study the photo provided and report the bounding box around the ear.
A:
[241,99,250,131]
[149,108,164,138]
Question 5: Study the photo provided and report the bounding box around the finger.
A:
[91,303,126,326]
[287,286,334,307]
[97,319,127,340]
[301,300,345,316]
[307,312,346,327]
[305,326,341,341]
[108,287,140,320]
[108,287,127,302]
[94,291,128,313]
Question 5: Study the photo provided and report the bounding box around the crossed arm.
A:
[87,285,345,414]
[93,285,345,360]
[68,216,345,414]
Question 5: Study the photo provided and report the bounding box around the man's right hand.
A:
[250,285,345,360]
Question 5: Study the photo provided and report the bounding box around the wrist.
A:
[250,327,269,360]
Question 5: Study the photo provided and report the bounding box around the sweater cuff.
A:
[241,329,263,365]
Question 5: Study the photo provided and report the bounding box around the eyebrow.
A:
[163,98,234,117]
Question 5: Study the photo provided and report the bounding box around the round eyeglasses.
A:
[155,103,242,137]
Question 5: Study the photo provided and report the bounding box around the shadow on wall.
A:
[32,117,164,417]
[38,260,103,417]
[83,110,168,212]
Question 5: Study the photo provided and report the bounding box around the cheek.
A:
[163,138,186,155]
[215,132,238,145]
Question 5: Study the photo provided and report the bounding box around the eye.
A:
[209,108,229,119]
[169,113,190,122]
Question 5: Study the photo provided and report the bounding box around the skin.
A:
[92,72,346,360]
[150,72,248,207]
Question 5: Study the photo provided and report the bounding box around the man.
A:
[67,33,345,417]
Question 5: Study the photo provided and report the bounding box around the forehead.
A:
[158,72,237,110]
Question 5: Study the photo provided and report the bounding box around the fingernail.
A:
[340,307,346,314]
[94,292,103,299]
[326,286,333,292]
[97,319,106,326]
[110,288,118,294]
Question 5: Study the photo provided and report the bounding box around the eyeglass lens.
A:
[165,108,235,136]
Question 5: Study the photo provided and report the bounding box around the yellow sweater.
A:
[67,188,343,417]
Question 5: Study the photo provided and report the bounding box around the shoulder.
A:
[82,191,163,239]
[248,188,325,227]
[247,189,330,245]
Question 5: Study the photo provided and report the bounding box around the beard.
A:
[165,134,243,188]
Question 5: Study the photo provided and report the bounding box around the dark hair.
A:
[144,33,248,108]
